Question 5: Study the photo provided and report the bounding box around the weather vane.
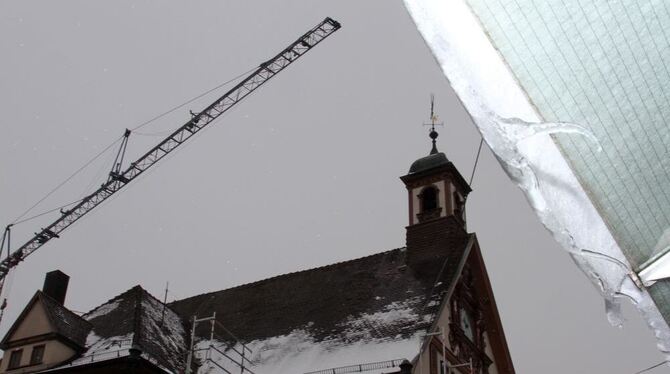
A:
[424,94,443,154]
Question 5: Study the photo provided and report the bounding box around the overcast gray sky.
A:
[0,1,666,373]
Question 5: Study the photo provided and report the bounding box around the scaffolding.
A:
[186,313,255,374]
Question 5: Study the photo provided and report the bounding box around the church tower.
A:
[400,101,516,373]
[400,128,471,226]
[400,103,472,272]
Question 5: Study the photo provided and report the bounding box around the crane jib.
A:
[0,17,341,286]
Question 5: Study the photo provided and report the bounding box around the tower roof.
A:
[402,138,471,195]
[408,151,450,174]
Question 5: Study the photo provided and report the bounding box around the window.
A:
[417,186,441,222]
[30,345,45,365]
[453,191,465,219]
[431,347,444,374]
[420,186,439,212]
[8,349,22,369]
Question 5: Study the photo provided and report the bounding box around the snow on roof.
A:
[46,216,470,373]
[66,332,133,367]
[63,285,188,373]
[83,299,120,321]
[170,220,471,372]
[38,291,92,348]
[192,299,426,373]
[139,288,187,370]
[196,332,420,374]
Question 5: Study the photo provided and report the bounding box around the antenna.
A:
[160,281,169,327]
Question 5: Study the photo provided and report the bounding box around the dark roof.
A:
[33,216,473,374]
[169,222,472,346]
[40,355,170,374]
[408,152,450,174]
[40,292,92,348]
[64,235,469,373]
[0,291,91,350]
[81,286,187,373]
[29,214,472,373]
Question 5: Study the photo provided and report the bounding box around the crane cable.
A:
[129,66,257,133]
[7,65,257,228]
[0,65,260,331]
[10,136,124,225]
[12,198,87,226]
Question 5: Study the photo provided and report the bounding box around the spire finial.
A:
[427,94,441,155]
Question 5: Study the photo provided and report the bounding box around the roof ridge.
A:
[83,285,146,318]
[84,284,182,330]
[32,291,92,350]
[170,247,407,305]
[38,291,92,328]
[133,284,183,322]
[135,285,168,305]
[132,285,143,348]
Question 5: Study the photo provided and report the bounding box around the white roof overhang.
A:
[404,0,670,356]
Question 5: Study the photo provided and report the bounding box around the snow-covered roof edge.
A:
[75,285,186,373]
[403,0,670,358]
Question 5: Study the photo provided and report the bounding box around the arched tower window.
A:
[417,186,441,222]
[421,186,438,212]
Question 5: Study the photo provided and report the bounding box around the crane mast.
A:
[0,18,340,300]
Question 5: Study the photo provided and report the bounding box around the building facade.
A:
[0,130,514,374]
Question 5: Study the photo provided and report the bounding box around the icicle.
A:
[475,107,602,252]
[475,110,643,327]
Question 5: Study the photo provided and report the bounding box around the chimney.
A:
[42,270,69,305]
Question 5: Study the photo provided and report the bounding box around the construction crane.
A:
[0,17,341,320]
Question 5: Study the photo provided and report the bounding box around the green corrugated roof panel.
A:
[404,0,670,356]
[465,0,670,268]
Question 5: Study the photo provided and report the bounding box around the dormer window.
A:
[417,186,441,222]
[8,348,22,369]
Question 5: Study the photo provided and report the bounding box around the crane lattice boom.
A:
[0,17,340,296]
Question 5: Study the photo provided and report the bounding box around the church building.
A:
[0,124,515,373]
